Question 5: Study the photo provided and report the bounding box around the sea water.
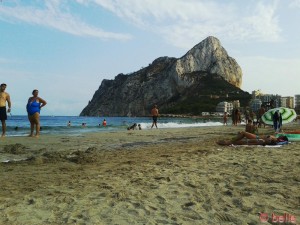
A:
[4,115,224,137]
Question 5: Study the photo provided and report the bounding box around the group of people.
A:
[223,104,283,134]
[127,104,159,130]
[67,119,107,128]
[218,109,287,146]
[127,123,142,130]
[0,83,47,138]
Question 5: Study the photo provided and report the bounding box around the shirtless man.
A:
[151,104,159,129]
[0,83,11,137]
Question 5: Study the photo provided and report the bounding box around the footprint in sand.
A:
[156,195,166,204]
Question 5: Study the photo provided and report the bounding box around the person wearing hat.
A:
[0,83,11,137]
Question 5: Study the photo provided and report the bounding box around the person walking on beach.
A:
[151,104,159,129]
[26,89,47,137]
[0,83,11,137]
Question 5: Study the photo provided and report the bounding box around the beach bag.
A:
[276,135,288,142]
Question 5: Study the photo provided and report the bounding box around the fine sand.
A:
[0,124,299,225]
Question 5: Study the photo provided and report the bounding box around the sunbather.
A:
[217,131,278,146]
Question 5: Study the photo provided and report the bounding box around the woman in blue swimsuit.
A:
[26,89,47,137]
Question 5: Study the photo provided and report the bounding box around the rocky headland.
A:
[80,36,251,117]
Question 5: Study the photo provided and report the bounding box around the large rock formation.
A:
[80,36,250,116]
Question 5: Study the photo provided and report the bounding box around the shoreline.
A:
[0,124,299,224]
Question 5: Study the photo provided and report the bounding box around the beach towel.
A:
[228,141,289,148]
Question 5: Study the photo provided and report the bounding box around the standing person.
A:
[102,119,107,127]
[231,109,236,126]
[0,83,11,137]
[258,104,266,128]
[26,89,47,137]
[223,112,228,125]
[151,104,159,129]
[272,110,282,133]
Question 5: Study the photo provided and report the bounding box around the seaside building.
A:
[250,99,262,113]
[252,89,264,99]
[295,95,300,113]
[232,100,240,109]
[295,95,300,107]
[281,96,294,108]
[216,101,233,113]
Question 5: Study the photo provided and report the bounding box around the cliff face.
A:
[80,36,248,116]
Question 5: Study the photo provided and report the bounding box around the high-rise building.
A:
[295,95,300,107]
[295,95,300,114]
[250,99,262,112]
[216,101,233,113]
[281,96,294,108]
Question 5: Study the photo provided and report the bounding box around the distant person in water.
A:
[67,121,71,126]
[26,89,47,137]
[138,124,142,130]
[0,83,11,137]
[102,119,107,127]
[151,104,159,129]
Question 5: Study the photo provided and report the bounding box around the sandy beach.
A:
[0,124,299,225]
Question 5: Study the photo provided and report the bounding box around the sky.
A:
[1,0,300,116]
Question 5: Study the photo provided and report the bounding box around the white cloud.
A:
[289,0,300,8]
[90,0,282,48]
[0,0,132,40]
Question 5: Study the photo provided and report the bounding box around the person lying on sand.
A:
[217,131,279,146]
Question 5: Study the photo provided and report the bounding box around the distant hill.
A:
[80,36,251,116]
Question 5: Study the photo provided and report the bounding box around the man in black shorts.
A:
[0,83,11,137]
[151,104,159,129]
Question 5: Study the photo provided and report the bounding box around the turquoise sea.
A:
[5,115,224,136]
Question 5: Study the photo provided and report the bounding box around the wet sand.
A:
[0,124,299,224]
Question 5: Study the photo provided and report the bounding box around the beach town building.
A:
[251,90,282,109]
[295,95,300,113]
[295,95,300,107]
[250,99,262,112]
[252,89,264,98]
[232,100,240,109]
[216,101,234,113]
[281,96,294,108]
